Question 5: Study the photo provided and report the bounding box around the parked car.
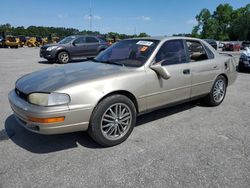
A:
[241,41,250,50]
[0,36,3,47]
[222,42,240,51]
[238,47,250,72]
[40,35,109,63]
[204,39,217,50]
[218,42,224,49]
[9,37,237,146]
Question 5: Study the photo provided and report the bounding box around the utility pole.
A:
[89,0,92,31]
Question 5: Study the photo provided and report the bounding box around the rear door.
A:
[84,37,100,56]
[185,40,220,97]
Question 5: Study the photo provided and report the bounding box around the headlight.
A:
[241,54,247,61]
[46,46,58,51]
[28,93,70,106]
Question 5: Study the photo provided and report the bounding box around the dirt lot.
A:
[0,48,250,188]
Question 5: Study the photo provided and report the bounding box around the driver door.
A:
[71,37,87,57]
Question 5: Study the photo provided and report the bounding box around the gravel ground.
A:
[0,48,249,188]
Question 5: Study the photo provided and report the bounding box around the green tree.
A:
[138,32,149,37]
[229,4,250,40]
[192,3,250,41]
[213,3,233,40]
[192,8,217,38]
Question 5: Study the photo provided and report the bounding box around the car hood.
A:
[16,61,132,94]
[42,43,66,48]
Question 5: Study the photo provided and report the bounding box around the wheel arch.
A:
[218,73,228,86]
[56,49,70,60]
[96,90,139,113]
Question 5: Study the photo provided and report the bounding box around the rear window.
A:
[203,43,215,59]
[186,40,209,62]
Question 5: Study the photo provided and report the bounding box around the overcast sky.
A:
[1,0,249,35]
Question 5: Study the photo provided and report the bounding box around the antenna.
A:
[89,0,92,31]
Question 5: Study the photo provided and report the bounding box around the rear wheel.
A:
[204,75,227,106]
[58,51,70,64]
[88,95,136,147]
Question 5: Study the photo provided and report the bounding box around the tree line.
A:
[0,23,149,40]
[192,3,250,41]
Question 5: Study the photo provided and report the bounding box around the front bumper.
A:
[40,48,57,60]
[8,90,92,134]
[239,60,250,69]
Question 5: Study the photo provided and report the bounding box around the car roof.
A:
[125,36,207,42]
[69,35,100,38]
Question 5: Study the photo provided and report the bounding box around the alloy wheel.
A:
[213,79,225,103]
[101,103,132,141]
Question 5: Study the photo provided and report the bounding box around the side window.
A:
[186,40,209,62]
[155,40,187,66]
[86,37,99,43]
[74,37,85,44]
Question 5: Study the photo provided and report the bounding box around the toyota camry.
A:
[9,37,237,146]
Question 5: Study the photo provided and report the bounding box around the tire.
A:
[57,51,70,64]
[88,95,137,147]
[204,75,227,106]
[238,62,244,72]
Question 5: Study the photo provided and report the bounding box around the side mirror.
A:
[150,63,171,79]
[72,41,76,46]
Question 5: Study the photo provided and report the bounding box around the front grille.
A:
[40,47,48,56]
[15,88,28,101]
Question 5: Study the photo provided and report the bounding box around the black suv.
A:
[40,35,109,63]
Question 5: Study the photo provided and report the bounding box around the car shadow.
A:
[136,101,198,126]
[4,101,199,153]
[4,115,102,153]
[38,59,89,64]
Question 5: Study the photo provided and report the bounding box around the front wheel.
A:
[88,95,136,147]
[58,51,70,64]
[204,76,227,106]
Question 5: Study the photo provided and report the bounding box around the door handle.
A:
[213,65,218,69]
[183,69,190,74]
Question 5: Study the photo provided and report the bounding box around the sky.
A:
[0,0,249,36]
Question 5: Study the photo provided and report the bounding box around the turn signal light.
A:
[28,116,65,123]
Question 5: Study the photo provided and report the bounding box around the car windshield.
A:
[242,42,250,46]
[94,39,159,67]
[58,36,76,44]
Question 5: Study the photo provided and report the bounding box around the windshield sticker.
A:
[140,46,148,52]
[136,41,153,46]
